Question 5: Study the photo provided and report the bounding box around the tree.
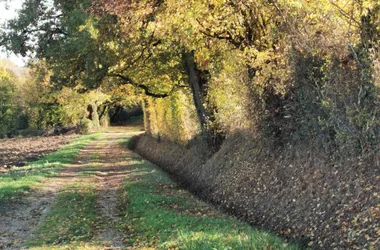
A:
[1,0,183,97]
[0,60,29,136]
[0,65,16,136]
[1,0,379,154]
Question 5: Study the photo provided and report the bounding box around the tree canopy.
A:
[0,0,379,153]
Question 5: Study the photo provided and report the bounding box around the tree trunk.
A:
[182,52,209,135]
[182,51,225,150]
[87,103,100,129]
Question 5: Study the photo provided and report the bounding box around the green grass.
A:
[119,141,299,250]
[25,136,105,250]
[28,182,98,248]
[0,133,102,201]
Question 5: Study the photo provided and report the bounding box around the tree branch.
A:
[125,34,159,69]
[196,18,243,49]
[108,73,187,98]
[329,1,361,27]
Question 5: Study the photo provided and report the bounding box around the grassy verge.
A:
[28,182,99,249]
[0,133,102,201]
[120,145,299,249]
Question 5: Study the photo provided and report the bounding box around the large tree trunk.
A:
[142,99,152,134]
[182,51,224,150]
[182,52,209,135]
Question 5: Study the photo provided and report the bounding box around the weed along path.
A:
[0,125,298,250]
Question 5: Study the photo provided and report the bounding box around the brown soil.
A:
[0,135,77,173]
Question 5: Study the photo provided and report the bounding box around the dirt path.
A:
[91,133,134,249]
[0,129,138,249]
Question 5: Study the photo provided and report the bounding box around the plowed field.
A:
[0,135,77,173]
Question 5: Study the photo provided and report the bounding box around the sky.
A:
[0,0,26,66]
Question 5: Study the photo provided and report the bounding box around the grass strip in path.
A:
[0,133,102,201]
[27,182,99,249]
[119,139,300,250]
[26,132,130,250]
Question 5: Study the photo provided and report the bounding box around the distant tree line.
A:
[0,59,141,137]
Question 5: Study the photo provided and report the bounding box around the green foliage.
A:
[0,62,29,137]
[0,67,17,136]
[207,51,251,133]
[143,0,379,155]
[1,0,379,154]
[77,118,92,134]
[143,89,200,144]
[10,60,113,132]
